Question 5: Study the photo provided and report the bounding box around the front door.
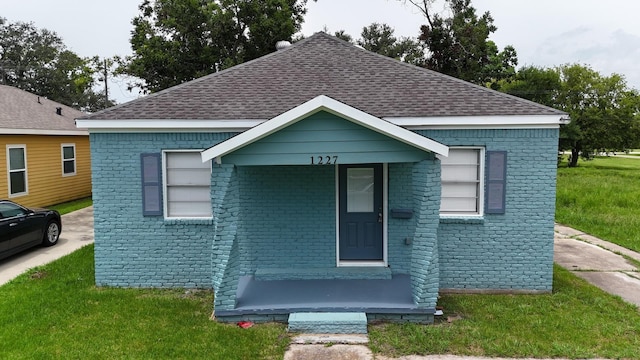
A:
[339,164,383,261]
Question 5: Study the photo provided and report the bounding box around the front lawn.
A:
[556,156,640,251]
[0,246,288,360]
[370,265,640,358]
[3,246,639,359]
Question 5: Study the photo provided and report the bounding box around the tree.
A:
[500,64,640,167]
[333,30,353,43]
[121,0,311,93]
[556,65,640,166]
[498,66,561,107]
[0,17,113,111]
[402,0,517,85]
[357,23,426,65]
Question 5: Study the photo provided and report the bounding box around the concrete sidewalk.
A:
[554,224,640,307]
[0,206,94,286]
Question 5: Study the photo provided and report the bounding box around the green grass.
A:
[0,246,289,360]
[4,157,640,358]
[556,156,640,251]
[370,265,640,359]
[47,197,93,215]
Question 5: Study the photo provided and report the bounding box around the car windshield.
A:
[0,202,27,218]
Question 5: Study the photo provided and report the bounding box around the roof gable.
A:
[201,95,448,164]
[81,32,566,122]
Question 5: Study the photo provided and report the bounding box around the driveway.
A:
[0,206,94,286]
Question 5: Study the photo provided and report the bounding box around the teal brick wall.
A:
[90,132,234,287]
[236,165,336,272]
[90,127,558,295]
[420,128,559,291]
[410,159,441,307]
[387,162,415,273]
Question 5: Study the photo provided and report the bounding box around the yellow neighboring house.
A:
[0,85,91,207]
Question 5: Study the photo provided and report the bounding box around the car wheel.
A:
[42,220,60,246]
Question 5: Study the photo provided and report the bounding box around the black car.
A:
[0,200,62,260]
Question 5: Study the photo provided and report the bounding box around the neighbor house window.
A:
[61,144,76,176]
[7,145,28,197]
[438,147,484,216]
[163,151,212,218]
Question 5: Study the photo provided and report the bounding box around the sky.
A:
[3,0,640,104]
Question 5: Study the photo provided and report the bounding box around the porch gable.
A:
[201,95,448,166]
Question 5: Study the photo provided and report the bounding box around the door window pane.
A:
[347,168,374,213]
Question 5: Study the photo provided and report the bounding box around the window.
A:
[163,151,212,218]
[62,144,76,176]
[0,201,27,218]
[7,145,28,197]
[438,147,484,216]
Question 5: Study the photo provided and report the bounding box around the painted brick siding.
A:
[387,163,416,274]
[90,132,234,288]
[236,165,336,273]
[420,128,559,291]
[210,164,240,309]
[410,159,441,307]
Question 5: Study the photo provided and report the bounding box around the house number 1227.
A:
[311,156,338,165]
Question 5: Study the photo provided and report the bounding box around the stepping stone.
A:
[288,312,367,334]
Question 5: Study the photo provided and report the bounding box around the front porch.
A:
[206,100,446,324]
[214,274,435,324]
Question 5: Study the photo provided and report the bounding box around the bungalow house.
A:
[76,33,567,325]
[1,85,91,208]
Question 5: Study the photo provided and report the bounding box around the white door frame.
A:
[335,163,388,267]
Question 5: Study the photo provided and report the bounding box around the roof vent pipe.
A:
[56,107,62,116]
[275,40,291,51]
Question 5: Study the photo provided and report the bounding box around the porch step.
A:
[255,267,391,281]
[288,312,368,334]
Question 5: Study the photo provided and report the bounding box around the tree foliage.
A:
[403,0,517,85]
[0,17,113,111]
[122,0,310,93]
[358,23,426,66]
[500,64,640,166]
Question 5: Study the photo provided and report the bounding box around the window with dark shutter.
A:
[141,153,162,216]
[485,151,507,214]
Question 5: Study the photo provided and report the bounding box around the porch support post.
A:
[211,164,240,311]
[410,158,441,308]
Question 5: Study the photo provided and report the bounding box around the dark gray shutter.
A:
[141,153,162,216]
[485,151,507,214]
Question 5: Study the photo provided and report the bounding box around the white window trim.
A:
[437,147,485,218]
[61,143,77,177]
[162,149,213,220]
[6,144,29,198]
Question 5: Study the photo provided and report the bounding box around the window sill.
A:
[164,218,213,225]
[439,216,484,225]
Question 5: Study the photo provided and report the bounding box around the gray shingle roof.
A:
[81,32,564,121]
[0,85,86,132]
